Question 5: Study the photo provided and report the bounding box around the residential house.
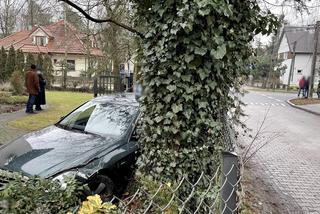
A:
[277,26,319,87]
[0,20,103,85]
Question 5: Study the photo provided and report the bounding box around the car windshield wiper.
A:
[70,127,99,137]
[56,124,99,137]
[55,123,70,130]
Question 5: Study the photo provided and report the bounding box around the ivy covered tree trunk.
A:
[135,0,278,193]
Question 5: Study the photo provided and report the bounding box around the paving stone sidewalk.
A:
[0,110,28,145]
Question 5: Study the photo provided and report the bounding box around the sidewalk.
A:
[0,110,28,145]
[287,100,320,116]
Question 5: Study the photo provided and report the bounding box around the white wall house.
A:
[277,26,319,87]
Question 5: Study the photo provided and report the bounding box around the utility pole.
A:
[287,41,297,90]
[309,21,320,98]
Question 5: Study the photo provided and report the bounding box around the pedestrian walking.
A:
[317,80,320,99]
[25,64,40,114]
[34,71,46,111]
[304,77,310,98]
[298,76,305,98]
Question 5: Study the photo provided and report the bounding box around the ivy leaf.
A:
[199,8,211,16]
[172,103,183,113]
[199,101,208,109]
[181,75,192,82]
[194,47,207,56]
[183,109,192,119]
[210,44,227,59]
[170,28,179,35]
[198,69,208,80]
[155,116,163,123]
[185,55,194,63]
[166,111,174,119]
[167,85,176,92]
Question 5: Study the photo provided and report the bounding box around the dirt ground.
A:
[0,104,24,114]
[290,98,320,105]
[241,162,303,214]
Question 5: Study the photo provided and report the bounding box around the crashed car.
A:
[0,93,140,198]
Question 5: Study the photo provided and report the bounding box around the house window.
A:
[297,69,302,74]
[67,60,75,71]
[35,36,47,46]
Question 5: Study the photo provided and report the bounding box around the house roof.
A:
[282,26,320,54]
[0,20,103,57]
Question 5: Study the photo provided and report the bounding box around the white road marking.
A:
[260,103,265,106]
[281,103,286,106]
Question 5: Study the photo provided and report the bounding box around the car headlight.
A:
[52,170,87,189]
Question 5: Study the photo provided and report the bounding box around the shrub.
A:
[10,70,24,95]
[0,173,82,214]
[0,95,27,104]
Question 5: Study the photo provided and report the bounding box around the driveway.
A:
[242,90,320,213]
[0,110,28,145]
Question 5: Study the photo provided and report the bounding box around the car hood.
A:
[0,125,122,177]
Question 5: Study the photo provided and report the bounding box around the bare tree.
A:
[0,0,16,37]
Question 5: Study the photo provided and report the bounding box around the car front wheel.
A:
[88,174,114,201]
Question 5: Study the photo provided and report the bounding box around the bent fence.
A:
[109,152,241,214]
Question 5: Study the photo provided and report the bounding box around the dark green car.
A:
[0,94,140,198]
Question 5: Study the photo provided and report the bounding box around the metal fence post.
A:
[93,78,98,97]
[221,152,238,214]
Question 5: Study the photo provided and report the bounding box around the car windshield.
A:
[57,101,138,137]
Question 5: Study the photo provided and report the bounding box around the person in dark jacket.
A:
[304,77,310,98]
[25,64,40,114]
[34,71,46,111]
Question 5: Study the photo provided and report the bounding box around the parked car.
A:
[0,93,141,199]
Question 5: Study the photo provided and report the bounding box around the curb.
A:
[286,99,320,116]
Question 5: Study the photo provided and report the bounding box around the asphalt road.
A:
[242,90,320,213]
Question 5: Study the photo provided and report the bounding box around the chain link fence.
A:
[106,151,241,214]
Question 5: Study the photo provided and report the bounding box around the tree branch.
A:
[58,0,144,38]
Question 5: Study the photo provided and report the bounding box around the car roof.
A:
[91,93,139,106]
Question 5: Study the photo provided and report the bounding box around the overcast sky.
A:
[257,0,320,45]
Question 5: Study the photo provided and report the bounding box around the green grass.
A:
[8,91,93,131]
